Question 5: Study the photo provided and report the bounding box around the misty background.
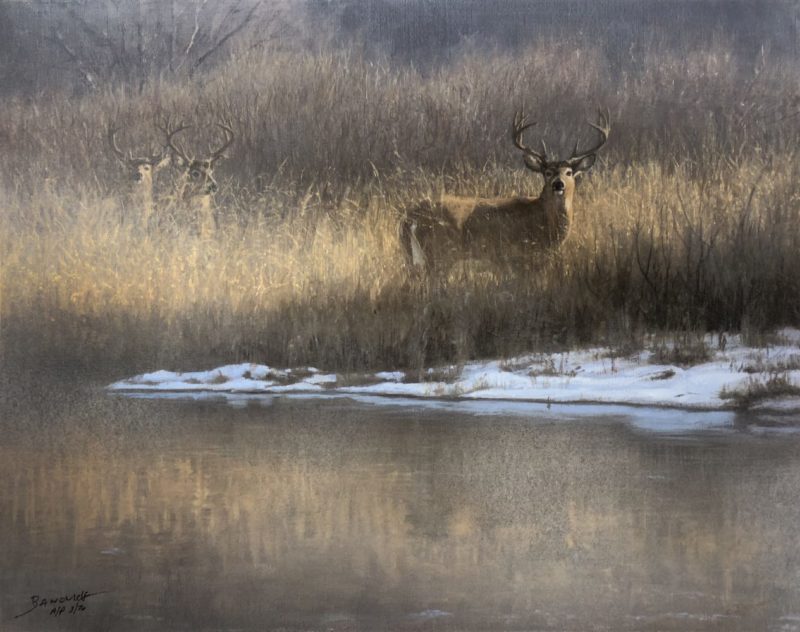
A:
[1,0,797,96]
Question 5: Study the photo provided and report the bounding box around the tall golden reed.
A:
[1,40,798,376]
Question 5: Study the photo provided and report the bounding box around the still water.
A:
[1,386,800,631]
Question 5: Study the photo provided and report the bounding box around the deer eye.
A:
[191,170,201,178]
[565,169,573,176]
[544,170,554,178]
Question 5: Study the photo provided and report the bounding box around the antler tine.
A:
[587,107,611,138]
[107,125,130,163]
[512,109,546,162]
[159,117,192,164]
[148,142,166,164]
[210,123,235,162]
[569,107,611,163]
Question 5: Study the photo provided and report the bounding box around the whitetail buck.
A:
[402,109,611,271]
[160,119,235,237]
[107,126,170,227]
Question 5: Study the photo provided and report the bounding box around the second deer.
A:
[160,119,235,238]
[107,125,170,228]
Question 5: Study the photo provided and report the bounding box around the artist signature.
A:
[14,590,109,619]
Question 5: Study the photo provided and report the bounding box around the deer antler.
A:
[157,117,193,164]
[146,143,166,165]
[568,108,611,164]
[108,123,168,166]
[210,123,235,163]
[512,110,547,164]
[107,125,131,163]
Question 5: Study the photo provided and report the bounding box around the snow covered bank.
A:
[108,330,800,414]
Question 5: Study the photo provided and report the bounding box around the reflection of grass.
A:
[721,373,800,408]
[1,41,799,377]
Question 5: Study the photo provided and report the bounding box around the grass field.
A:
[1,40,799,378]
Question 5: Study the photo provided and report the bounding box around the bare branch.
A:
[48,28,97,90]
[175,0,208,72]
[190,0,262,75]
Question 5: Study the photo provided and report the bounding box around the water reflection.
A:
[1,392,799,630]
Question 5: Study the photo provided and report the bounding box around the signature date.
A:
[14,590,108,619]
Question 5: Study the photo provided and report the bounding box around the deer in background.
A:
[402,109,611,271]
[160,119,235,238]
[107,125,170,227]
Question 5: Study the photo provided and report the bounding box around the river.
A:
[1,385,799,630]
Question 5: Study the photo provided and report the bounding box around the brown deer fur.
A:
[160,120,234,238]
[403,110,610,270]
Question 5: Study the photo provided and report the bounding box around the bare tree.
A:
[30,0,285,92]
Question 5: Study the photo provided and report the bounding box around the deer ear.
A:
[523,154,546,173]
[171,154,187,168]
[571,154,596,176]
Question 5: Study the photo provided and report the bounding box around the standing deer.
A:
[402,109,611,271]
[160,120,235,238]
[107,126,170,227]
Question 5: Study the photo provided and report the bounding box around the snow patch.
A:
[108,331,800,419]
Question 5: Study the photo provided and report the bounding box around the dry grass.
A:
[1,40,799,378]
[720,373,800,409]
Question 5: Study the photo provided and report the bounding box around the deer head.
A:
[512,108,611,202]
[160,119,235,199]
[107,125,170,187]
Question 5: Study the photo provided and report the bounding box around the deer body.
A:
[407,185,575,267]
[171,158,220,238]
[124,170,157,225]
[160,120,234,238]
[108,126,170,228]
[403,110,610,271]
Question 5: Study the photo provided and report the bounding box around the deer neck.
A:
[190,193,213,213]
[131,180,155,222]
[539,187,574,242]
[192,193,216,237]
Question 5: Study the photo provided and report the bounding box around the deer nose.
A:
[207,181,218,193]
[552,179,565,192]
[133,173,143,182]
